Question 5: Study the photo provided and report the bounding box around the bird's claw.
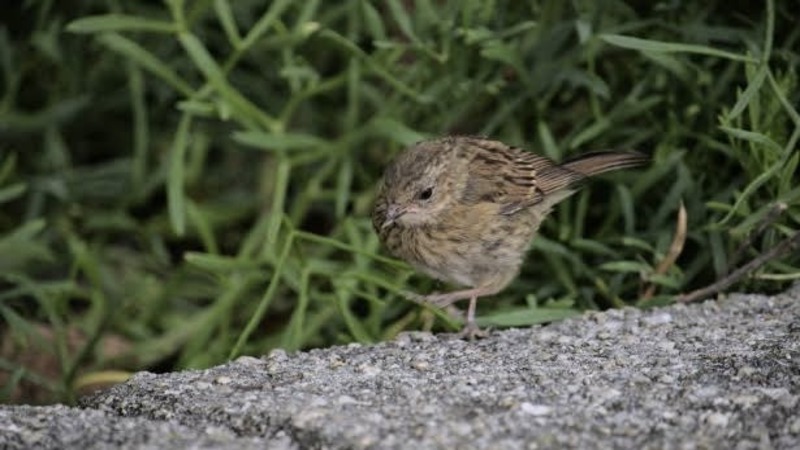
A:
[454,322,491,340]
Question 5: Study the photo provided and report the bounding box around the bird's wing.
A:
[462,138,582,215]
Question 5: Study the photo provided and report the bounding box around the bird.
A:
[372,135,649,339]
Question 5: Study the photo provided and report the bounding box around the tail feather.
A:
[535,151,649,196]
[561,151,650,177]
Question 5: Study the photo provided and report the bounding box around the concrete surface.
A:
[1,283,799,449]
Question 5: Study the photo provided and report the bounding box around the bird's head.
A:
[373,139,465,230]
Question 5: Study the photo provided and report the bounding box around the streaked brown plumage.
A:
[372,136,649,338]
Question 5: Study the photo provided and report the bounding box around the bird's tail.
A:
[535,151,649,196]
[561,151,650,178]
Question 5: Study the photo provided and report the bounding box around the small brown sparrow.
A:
[372,136,649,338]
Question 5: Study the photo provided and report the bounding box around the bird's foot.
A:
[402,291,491,340]
[453,321,491,340]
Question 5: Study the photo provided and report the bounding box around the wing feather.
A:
[461,138,581,215]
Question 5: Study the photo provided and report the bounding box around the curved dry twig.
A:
[677,229,800,304]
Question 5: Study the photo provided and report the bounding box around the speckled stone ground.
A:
[2,283,799,449]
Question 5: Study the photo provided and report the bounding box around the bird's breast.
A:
[379,204,542,288]
[382,224,462,284]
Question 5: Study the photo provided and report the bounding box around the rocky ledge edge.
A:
[2,283,799,449]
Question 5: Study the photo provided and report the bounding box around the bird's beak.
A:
[381,204,406,229]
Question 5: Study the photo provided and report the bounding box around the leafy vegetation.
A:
[1,0,797,404]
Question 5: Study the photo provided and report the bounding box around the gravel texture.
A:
[1,284,799,449]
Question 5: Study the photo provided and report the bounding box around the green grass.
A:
[0,0,797,404]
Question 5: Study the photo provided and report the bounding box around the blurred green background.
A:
[1,0,797,404]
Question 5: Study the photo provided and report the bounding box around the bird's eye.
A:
[417,187,434,201]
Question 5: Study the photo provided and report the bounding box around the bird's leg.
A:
[410,286,491,308]
[456,295,489,340]
[405,285,501,339]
